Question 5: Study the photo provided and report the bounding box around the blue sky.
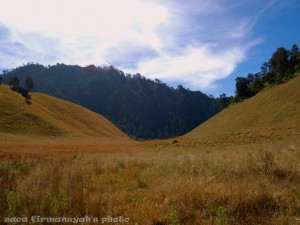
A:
[0,0,299,97]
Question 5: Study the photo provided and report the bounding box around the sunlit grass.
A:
[0,140,299,224]
[1,75,300,224]
[0,84,129,138]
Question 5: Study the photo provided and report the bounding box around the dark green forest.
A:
[2,64,221,139]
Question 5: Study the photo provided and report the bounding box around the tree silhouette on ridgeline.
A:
[198,44,300,109]
[232,44,300,103]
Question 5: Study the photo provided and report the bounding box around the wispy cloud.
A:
[0,23,29,66]
[136,44,246,90]
[104,42,158,69]
[130,0,276,91]
[0,23,65,67]
[0,0,283,91]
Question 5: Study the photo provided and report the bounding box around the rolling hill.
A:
[185,75,300,144]
[1,63,221,139]
[0,84,129,140]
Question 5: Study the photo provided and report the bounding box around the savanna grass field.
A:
[0,138,299,225]
[1,0,300,224]
[1,77,300,225]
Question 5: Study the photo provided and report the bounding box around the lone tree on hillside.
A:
[8,75,34,99]
[25,76,35,91]
[9,76,20,87]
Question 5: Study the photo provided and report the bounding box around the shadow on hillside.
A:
[25,98,32,105]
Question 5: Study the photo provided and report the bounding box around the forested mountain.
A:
[1,64,221,139]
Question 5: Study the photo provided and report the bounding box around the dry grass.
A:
[186,76,300,145]
[1,76,300,224]
[0,85,129,138]
[0,138,299,225]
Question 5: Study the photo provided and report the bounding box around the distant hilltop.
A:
[1,63,221,140]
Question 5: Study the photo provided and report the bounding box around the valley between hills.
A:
[0,73,299,224]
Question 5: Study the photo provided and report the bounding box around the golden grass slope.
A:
[186,76,300,144]
[0,84,129,139]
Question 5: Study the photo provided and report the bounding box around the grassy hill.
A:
[0,84,129,139]
[185,75,300,144]
[2,63,221,139]
[0,80,299,224]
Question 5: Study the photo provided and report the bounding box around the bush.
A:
[9,76,33,99]
[10,85,30,99]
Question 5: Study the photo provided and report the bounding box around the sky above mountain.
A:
[0,0,299,96]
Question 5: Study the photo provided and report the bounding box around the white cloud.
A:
[0,0,168,66]
[0,0,276,91]
[134,44,246,90]
[0,0,167,43]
